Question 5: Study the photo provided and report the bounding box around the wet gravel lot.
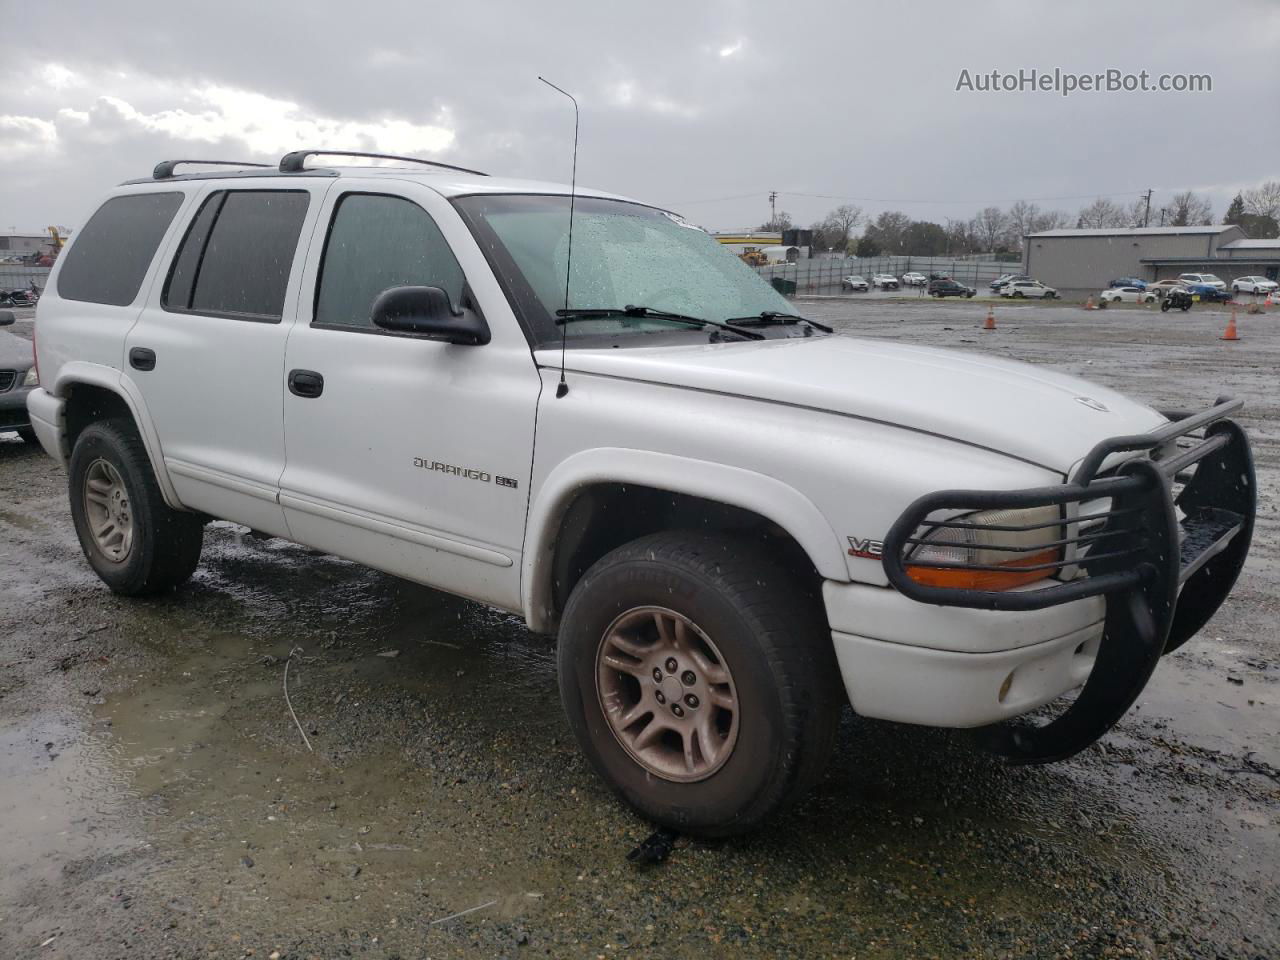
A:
[1,299,1277,959]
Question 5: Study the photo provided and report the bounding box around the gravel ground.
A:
[0,298,1277,959]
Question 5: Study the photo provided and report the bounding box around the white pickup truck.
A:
[28,153,1255,836]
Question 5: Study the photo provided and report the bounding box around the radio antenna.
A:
[538,76,578,399]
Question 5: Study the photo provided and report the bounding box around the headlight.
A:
[22,367,38,386]
[904,505,1063,591]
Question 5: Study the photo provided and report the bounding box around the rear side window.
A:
[57,193,183,306]
[314,193,465,329]
[163,190,309,321]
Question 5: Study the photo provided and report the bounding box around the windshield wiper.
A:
[723,311,833,333]
[555,305,765,340]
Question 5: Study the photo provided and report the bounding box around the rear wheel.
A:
[69,419,204,595]
[558,532,839,836]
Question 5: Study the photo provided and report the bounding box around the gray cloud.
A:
[3,0,1278,232]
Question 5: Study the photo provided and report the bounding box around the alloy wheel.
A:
[595,605,740,782]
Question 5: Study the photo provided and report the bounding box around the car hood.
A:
[0,330,33,368]
[547,335,1167,473]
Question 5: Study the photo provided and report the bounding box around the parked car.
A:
[1108,277,1147,290]
[928,278,976,298]
[1231,276,1279,296]
[1099,286,1157,305]
[0,310,38,443]
[871,273,900,290]
[27,150,1257,837]
[841,275,869,292]
[990,274,1031,291]
[1183,283,1232,303]
[1146,279,1187,299]
[1178,273,1226,291]
[901,272,928,286]
[1001,280,1058,299]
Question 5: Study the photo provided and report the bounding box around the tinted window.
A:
[163,192,224,309]
[165,190,309,320]
[314,193,465,329]
[57,193,183,306]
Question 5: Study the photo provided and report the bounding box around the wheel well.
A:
[64,383,135,452]
[549,483,825,624]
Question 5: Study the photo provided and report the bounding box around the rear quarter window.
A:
[56,193,184,306]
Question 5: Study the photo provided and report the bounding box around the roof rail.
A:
[278,150,488,177]
[153,159,271,180]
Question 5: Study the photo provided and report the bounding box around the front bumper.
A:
[0,383,34,431]
[877,398,1255,763]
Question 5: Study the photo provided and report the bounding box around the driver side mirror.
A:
[371,286,490,346]
[0,310,14,327]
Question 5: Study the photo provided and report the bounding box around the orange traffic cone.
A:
[983,305,996,330]
[1084,296,1095,310]
[1267,292,1274,308]
[1220,305,1240,341]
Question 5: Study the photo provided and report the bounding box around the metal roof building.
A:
[1022,225,1280,292]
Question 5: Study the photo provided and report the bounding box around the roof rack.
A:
[153,159,271,180]
[278,150,488,177]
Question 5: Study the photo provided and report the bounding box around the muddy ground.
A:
[1,299,1277,959]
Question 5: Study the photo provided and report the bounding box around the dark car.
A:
[1183,283,1232,303]
[0,310,38,443]
[1109,277,1147,290]
[990,273,1030,291]
[928,278,976,298]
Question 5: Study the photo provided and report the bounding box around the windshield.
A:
[453,194,794,347]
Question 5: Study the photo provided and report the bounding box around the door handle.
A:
[288,369,324,398]
[129,347,156,371]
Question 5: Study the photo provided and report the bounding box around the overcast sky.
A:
[3,0,1278,234]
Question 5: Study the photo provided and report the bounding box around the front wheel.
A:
[69,419,204,595]
[1161,299,1171,312]
[558,532,839,836]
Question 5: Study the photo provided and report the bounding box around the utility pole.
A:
[1158,207,1167,227]
[1143,188,1153,227]
[768,191,777,231]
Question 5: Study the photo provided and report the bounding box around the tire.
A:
[1161,299,1171,313]
[16,426,37,444]
[557,532,840,836]
[1181,303,1190,312]
[1013,290,1024,298]
[68,418,204,595]
[1044,292,1055,299]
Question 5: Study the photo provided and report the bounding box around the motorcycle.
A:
[1161,288,1193,312]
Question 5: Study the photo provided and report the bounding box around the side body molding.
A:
[47,361,183,509]
[521,447,849,633]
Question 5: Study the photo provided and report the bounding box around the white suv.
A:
[27,152,1256,836]
[1177,272,1227,290]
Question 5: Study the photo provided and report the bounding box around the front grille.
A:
[0,370,15,391]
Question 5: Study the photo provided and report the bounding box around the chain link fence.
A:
[750,255,1020,296]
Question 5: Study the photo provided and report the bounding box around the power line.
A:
[669,188,1151,207]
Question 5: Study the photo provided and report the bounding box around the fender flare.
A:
[521,447,849,633]
[50,361,184,509]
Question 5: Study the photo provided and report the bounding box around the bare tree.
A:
[1030,209,1072,232]
[1167,191,1213,226]
[1005,200,1041,247]
[970,206,1010,252]
[1243,181,1280,221]
[756,211,794,232]
[1076,197,1127,229]
[821,204,864,252]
